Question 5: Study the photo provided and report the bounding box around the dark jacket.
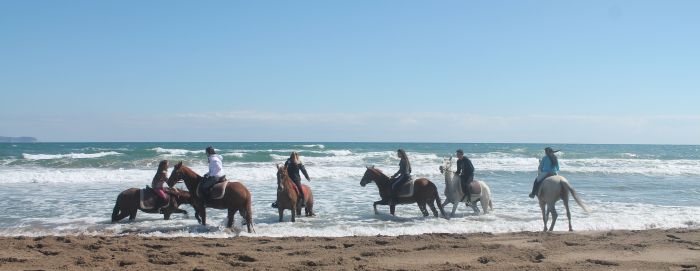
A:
[455,157,474,178]
[392,159,411,179]
[285,159,310,182]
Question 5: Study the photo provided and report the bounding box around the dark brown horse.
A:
[167,161,254,233]
[360,166,446,218]
[111,188,191,222]
[276,164,314,222]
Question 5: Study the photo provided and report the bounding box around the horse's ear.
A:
[176,161,183,168]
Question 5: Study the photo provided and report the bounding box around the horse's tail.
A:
[432,182,447,219]
[480,181,494,211]
[561,179,591,213]
[245,190,255,233]
[112,194,123,223]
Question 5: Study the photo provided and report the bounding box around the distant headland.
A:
[0,136,38,143]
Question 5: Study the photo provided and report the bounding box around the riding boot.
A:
[298,190,306,207]
[460,188,472,204]
[529,178,539,198]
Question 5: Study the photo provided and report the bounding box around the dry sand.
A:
[1,229,699,270]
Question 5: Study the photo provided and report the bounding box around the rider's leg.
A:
[390,176,405,205]
[293,178,305,207]
[529,178,539,198]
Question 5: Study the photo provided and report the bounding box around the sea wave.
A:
[151,147,205,156]
[222,152,246,158]
[297,144,325,149]
[22,151,122,160]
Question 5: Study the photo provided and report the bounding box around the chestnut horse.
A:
[360,166,446,218]
[167,161,254,233]
[111,188,191,222]
[275,164,314,222]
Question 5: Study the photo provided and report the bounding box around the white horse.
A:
[535,175,591,232]
[439,157,493,217]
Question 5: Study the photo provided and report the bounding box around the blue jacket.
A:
[539,156,559,174]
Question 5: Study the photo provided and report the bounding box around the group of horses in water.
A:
[112,157,591,233]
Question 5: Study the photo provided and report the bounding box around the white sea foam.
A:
[222,152,245,158]
[298,144,325,149]
[22,151,122,160]
[151,147,205,156]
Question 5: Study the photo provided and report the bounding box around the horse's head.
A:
[360,165,380,187]
[440,156,453,175]
[276,163,289,192]
[167,161,185,188]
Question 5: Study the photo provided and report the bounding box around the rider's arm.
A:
[299,163,311,180]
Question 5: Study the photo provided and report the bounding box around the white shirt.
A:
[207,154,224,177]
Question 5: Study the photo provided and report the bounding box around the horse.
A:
[360,166,446,218]
[534,175,591,231]
[167,161,254,233]
[275,164,314,222]
[111,187,191,222]
[439,157,493,217]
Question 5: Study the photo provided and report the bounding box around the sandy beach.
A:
[0,229,698,270]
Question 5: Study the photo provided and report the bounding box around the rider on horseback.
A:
[285,151,311,207]
[200,146,224,204]
[529,147,560,198]
[390,149,411,205]
[455,149,475,203]
[152,160,170,213]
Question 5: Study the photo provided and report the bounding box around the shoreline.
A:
[1,228,698,270]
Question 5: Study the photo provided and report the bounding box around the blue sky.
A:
[1,1,699,143]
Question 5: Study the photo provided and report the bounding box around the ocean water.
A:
[1,142,699,237]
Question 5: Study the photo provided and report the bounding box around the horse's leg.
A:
[305,200,314,217]
[227,208,236,228]
[373,200,383,215]
[278,208,284,222]
[417,201,429,217]
[562,192,573,231]
[481,195,489,214]
[291,207,296,222]
[451,201,458,217]
[112,209,129,222]
[539,199,547,232]
[442,199,450,208]
[469,197,480,215]
[428,200,439,217]
[390,203,396,216]
[471,198,480,215]
[200,207,207,225]
[548,202,558,231]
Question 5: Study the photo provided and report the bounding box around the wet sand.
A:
[1,229,699,270]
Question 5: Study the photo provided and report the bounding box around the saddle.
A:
[140,186,170,210]
[395,177,416,198]
[197,176,230,200]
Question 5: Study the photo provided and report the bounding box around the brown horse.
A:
[275,164,314,222]
[111,188,191,222]
[360,166,446,218]
[167,161,254,233]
